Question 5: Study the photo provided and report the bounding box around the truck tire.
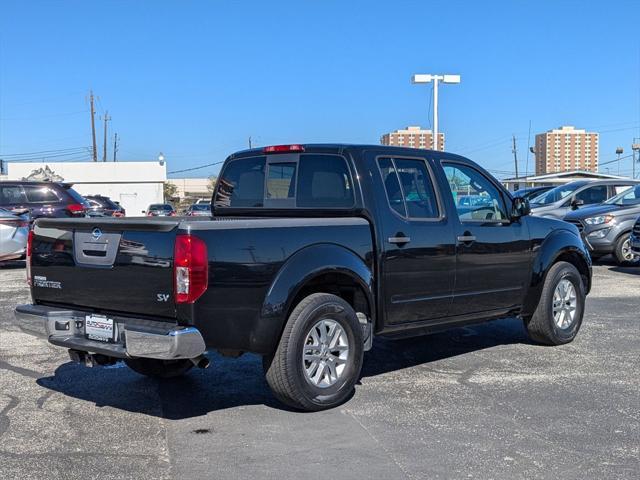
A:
[124,358,193,379]
[263,293,364,411]
[524,261,585,345]
[613,233,640,266]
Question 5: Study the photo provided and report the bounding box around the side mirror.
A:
[141,210,146,214]
[571,199,584,210]
[512,196,531,218]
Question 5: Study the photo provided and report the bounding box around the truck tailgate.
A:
[30,217,180,319]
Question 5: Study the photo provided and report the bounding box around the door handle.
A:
[457,235,476,244]
[388,236,411,245]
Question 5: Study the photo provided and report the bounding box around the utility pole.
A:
[113,132,119,162]
[512,134,519,180]
[248,136,252,149]
[89,91,98,162]
[102,111,111,162]
[632,139,640,179]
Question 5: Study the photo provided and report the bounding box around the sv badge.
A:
[157,294,170,302]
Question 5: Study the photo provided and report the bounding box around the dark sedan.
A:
[85,195,126,217]
[144,203,176,217]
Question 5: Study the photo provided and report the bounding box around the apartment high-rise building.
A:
[534,126,599,175]
[380,126,444,150]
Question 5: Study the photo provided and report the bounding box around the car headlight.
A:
[587,228,611,239]
[584,215,614,225]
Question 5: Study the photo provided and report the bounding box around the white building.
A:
[6,161,166,216]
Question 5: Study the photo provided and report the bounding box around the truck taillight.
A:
[263,144,305,153]
[26,229,34,286]
[174,234,208,304]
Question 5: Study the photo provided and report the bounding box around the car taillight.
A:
[174,234,208,304]
[263,144,305,153]
[26,229,34,286]
[67,203,85,215]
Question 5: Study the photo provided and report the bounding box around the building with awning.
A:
[502,170,631,192]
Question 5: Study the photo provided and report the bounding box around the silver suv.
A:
[529,179,640,220]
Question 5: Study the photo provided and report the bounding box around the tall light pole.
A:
[411,74,460,150]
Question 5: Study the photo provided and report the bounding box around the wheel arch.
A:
[521,229,592,318]
[258,243,374,355]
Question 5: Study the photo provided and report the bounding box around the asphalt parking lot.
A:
[0,260,638,480]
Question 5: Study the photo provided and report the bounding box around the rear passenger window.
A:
[23,185,60,203]
[378,157,439,218]
[0,186,27,205]
[296,155,353,208]
[378,158,406,216]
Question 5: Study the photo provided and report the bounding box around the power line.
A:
[0,146,89,157]
[168,160,225,175]
[4,148,92,162]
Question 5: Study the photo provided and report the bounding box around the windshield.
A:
[150,204,173,211]
[530,182,585,206]
[605,184,640,206]
[191,204,210,211]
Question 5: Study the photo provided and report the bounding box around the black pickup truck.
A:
[15,144,592,411]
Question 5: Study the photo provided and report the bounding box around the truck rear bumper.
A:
[14,304,205,360]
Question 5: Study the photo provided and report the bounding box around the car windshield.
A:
[605,184,640,206]
[530,182,585,206]
[150,204,172,211]
[191,204,210,211]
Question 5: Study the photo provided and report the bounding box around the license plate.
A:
[85,315,114,343]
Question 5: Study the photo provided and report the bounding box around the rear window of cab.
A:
[214,154,354,209]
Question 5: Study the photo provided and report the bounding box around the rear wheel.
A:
[124,358,193,378]
[263,293,364,411]
[614,233,640,266]
[524,261,585,345]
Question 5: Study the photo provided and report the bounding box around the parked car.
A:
[529,179,639,219]
[185,204,211,216]
[144,204,175,216]
[630,216,640,257]
[85,195,126,217]
[0,207,30,263]
[15,144,592,411]
[515,185,554,201]
[0,181,89,218]
[564,184,640,265]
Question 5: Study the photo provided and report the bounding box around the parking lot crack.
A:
[345,410,414,479]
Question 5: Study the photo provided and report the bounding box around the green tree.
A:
[163,182,178,202]
[207,176,217,193]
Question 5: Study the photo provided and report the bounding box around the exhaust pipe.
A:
[190,354,210,369]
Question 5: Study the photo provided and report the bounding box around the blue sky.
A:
[1,0,639,178]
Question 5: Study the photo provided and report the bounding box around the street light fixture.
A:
[411,73,461,150]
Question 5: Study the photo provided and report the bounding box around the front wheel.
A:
[264,293,364,411]
[524,261,586,345]
[614,233,640,266]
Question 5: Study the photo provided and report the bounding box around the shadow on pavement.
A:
[36,317,531,419]
[608,266,640,275]
[0,260,26,269]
